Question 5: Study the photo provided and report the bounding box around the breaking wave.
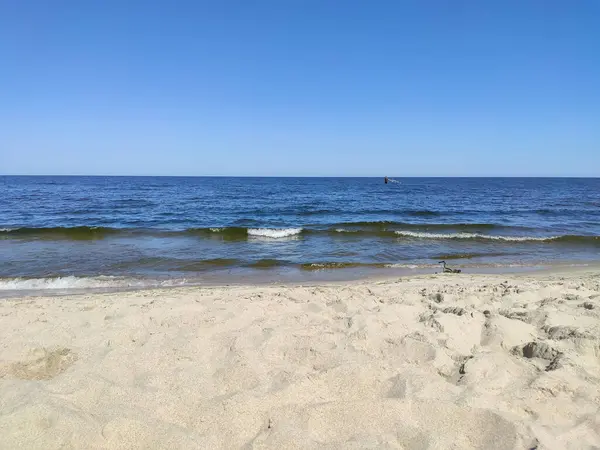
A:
[188,227,302,239]
[394,231,600,243]
[2,225,597,245]
[301,262,364,270]
[247,228,303,238]
[0,276,191,291]
[300,262,437,270]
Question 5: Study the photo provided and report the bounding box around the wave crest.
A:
[0,226,119,240]
[394,231,599,243]
[0,276,189,291]
[247,228,303,238]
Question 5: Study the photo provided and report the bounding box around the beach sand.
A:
[1,270,599,449]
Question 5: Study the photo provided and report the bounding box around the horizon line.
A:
[1,174,599,179]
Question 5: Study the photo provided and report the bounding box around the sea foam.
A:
[394,231,557,242]
[247,228,303,238]
[0,276,189,291]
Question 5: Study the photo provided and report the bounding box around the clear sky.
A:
[1,1,599,176]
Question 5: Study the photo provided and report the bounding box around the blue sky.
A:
[1,1,599,176]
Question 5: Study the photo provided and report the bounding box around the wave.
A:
[246,259,290,268]
[299,262,436,270]
[2,225,597,245]
[170,258,242,271]
[329,228,400,238]
[247,228,303,238]
[239,221,525,236]
[432,252,515,260]
[1,225,304,240]
[395,231,548,241]
[187,227,302,240]
[326,222,507,238]
[0,226,120,240]
[0,276,190,291]
[327,221,500,230]
[301,262,364,270]
[187,227,249,240]
[383,263,434,269]
[395,231,600,244]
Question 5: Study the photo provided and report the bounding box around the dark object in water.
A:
[439,261,461,273]
[384,176,388,184]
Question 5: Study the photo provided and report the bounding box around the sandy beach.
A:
[1,270,599,449]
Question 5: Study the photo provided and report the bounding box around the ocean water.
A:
[1,176,599,293]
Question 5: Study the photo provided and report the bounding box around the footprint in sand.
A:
[1,347,78,380]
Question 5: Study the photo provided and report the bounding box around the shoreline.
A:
[1,269,599,448]
[1,261,600,299]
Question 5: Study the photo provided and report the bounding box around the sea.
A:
[1,176,599,295]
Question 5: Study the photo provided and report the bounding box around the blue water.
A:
[1,176,599,291]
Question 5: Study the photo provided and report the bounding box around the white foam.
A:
[209,228,224,232]
[0,276,189,291]
[334,228,359,233]
[383,264,422,269]
[394,231,555,242]
[247,228,302,238]
[0,228,14,232]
